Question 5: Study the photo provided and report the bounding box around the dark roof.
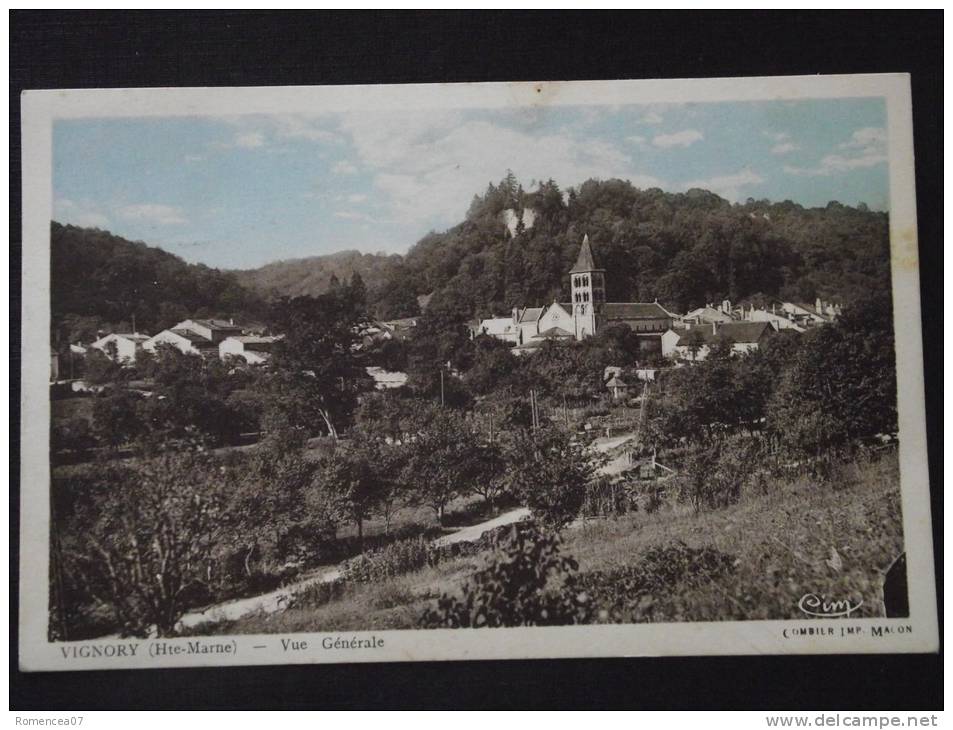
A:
[518,307,544,323]
[676,321,773,346]
[170,329,219,348]
[536,326,575,339]
[602,302,671,320]
[193,318,242,331]
[569,234,603,274]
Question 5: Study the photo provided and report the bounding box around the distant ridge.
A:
[232,250,404,300]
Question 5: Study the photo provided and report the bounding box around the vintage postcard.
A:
[18,74,937,671]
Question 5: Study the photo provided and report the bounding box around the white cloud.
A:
[233,131,266,149]
[333,160,359,175]
[652,129,703,148]
[117,203,188,225]
[840,127,886,150]
[337,111,662,226]
[271,115,340,143]
[640,111,664,125]
[763,131,790,143]
[334,210,374,222]
[626,134,647,146]
[771,142,798,156]
[680,169,765,202]
[53,197,110,229]
[184,154,204,163]
[784,126,887,177]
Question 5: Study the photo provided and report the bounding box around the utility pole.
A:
[440,369,445,408]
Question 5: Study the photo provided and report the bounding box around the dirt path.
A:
[176,506,531,630]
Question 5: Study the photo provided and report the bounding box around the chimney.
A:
[815,297,822,313]
[229,317,235,326]
[712,321,717,335]
[512,307,519,323]
[722,299,731,314]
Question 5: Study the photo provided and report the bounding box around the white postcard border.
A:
[18,74,938,671]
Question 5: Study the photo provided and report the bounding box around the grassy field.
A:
[184,451,903,635]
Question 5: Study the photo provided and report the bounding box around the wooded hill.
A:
[396,175,891,323]
[50,222,267,346]
[50,175,890,343]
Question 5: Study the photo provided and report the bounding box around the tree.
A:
[62,453,227,637]
[464,336,519,396]
[265,294,366,438]
[767,293,897,455]
[316,442,382,551]
[401,405,487,525]
[683,329,706,362]
[501,426,601,529]
[227,432,326,570]
[92,389,143,448]
[347,271,368,317]
[83,349,124,385]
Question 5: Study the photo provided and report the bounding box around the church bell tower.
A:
[569,234,605,340]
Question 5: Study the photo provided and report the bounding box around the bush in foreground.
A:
[420,522,590,628]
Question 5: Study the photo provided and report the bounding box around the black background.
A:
[10,10,942,710]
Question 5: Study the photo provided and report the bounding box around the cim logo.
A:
[798,593,863,618]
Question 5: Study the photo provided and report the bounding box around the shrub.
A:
[578,541,736,622]
[581,477,636,518]
[677,441,757,511]
[420,522,591,628]
[369,582,416,610]
[284,579,348,611]
[342,536,432,583]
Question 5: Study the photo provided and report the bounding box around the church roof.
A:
[569,234,603,274]
[536,326,575,339]
[518,307,544,324]
[602,302,671,320]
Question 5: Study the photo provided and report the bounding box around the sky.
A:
[53,97,889,270]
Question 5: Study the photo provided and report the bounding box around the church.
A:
[472,235,674,355]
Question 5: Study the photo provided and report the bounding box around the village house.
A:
[778,299,841,327]
[143,328,219,357]
[605,373,632,400]
[473,316,521,344]
[740,303,805,332]
[378,317,419,341]
[683,302,735,325]
[173,318,244,343]
[219,335,282,365]
[668,321,775,361]
[365,365,409,390]
[90,332,150,364]
[143,318,245,358]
